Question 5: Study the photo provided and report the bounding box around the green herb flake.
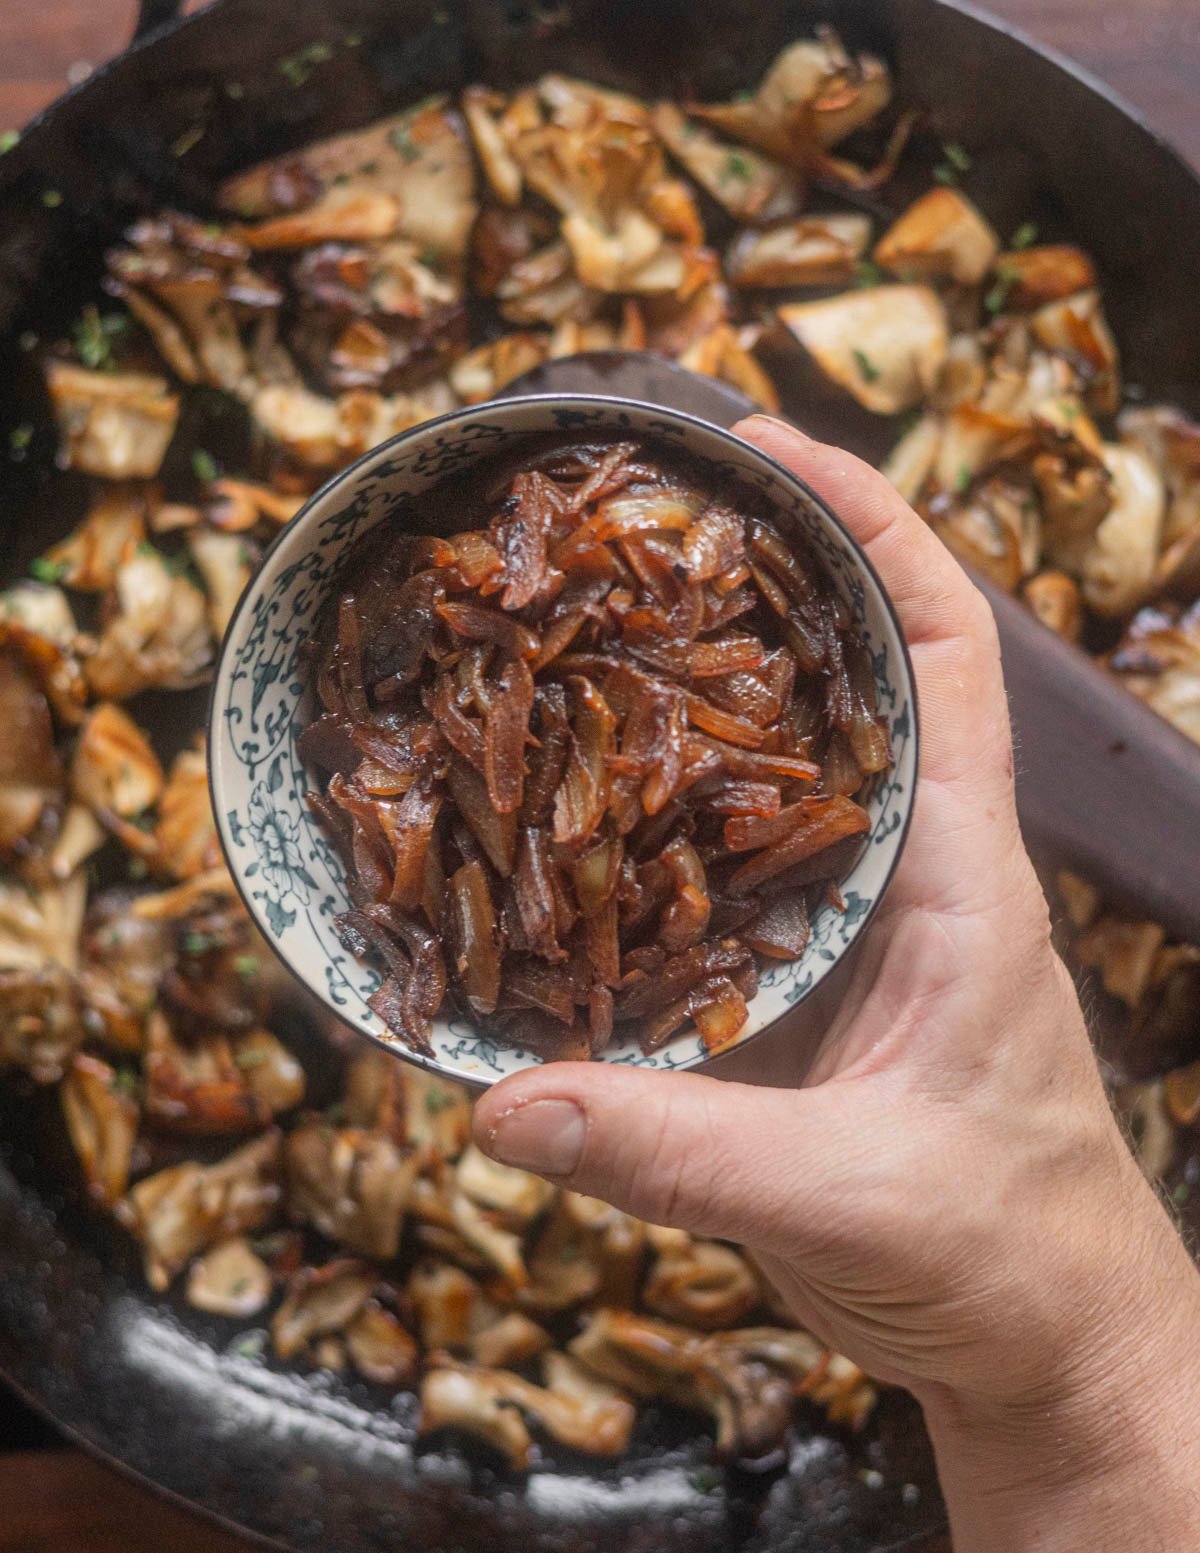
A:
[231,1277,251,1296]
[234,1332,265,1360]
[235,1046,270,1070]
[127,856,149,880]
[689,1466,723,1495]
[324,1101,348,1126]
[731,88,756,104]
[72,306,129,371]
[724,151,754,183]
[932,164,957,187]
[279,41,334,88]
[29,556,66,584]
[233,953,261,979]
[954,464,973,495]
[390,125,419,164]
[343,31,363,46]
[432,6,450,22]
[171,124,205,158]
[942,141,971,174]
[9,423,34,456]
[112,1068,142,1099]
[1173,1181,1191,1208]
[1010,221,1039,250]
[984,280,1013,315]
[41,189,63,209]
[182,930,216,956]
[0,130,20,155]
[191,448,221,484]
[852,347,881,385]
[425,1085,456,1116]
[224,81,246,100]
[18,331,38,353]
[855,259,884,289]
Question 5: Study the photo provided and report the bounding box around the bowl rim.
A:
[208,393,921,1088]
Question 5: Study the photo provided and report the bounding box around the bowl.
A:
[209,395,919,1087]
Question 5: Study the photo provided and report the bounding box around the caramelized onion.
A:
[305,439,887,1059]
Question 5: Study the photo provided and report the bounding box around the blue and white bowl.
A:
[209,397,919,1088]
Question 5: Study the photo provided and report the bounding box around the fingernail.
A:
[483,1098,587,1176]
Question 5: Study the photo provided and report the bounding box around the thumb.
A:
[472,1063,832,1251]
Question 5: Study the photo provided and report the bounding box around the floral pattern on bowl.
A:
[209,397,919,1088]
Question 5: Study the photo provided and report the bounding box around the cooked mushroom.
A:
[43,484,149,591]
[346,1301,419,1384]
[272,1259,378,1362]
[218,98,478,264]
[875,188,999,287]
[85,549,213,699]
[881,412,944,504]
[456,1143,555,1227]
[408,1259,498,1352]
[1022,570,1083,642]
[495,241,600,327]
[992,245,1098,309]
[45,361,180,480]
[285,1119,420,1259]
[1110,600,1200,744]
[153,742,223,881]
[678,325,781,413]
[143,1010,302,1135]
[1031,290,1121,415]
[519,1197,603,1313]
[1080,444,1166,616]
[449,334,549,404]
[250,381,458,475]
[123,1129,282,1291]
[59,1052,139,1207]
[471,1312,553,1368]
[933,474,1041,592]
[463,87,524,207]
[778,286,949,415]
[1075,916,1166,1009]
[188,526,253,638]
[45,804,107,882]
[419,1366,534,1470]
[724,214,871,289]
[643,1236,760,1330]
[0,598,88,725]
[71,702,164,822]
[1119,405,1200,547]
[0,644,66,855]
[401,1066,472,1157]
[204,480,304,533]
[79,890,175,1053]
[653,104,799,223]
[1114,1079,1176,1180]
[185,1235,273,1317]
[0,870,86,975]
[451,1185,529,1288]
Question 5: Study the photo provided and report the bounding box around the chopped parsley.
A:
[18,331,38,352]
[191,447,221,484]
[1173,1181,1191,1208]
[231,1277,251,1296]
[9,423,34,456]
[343,31,363,46]
[278,41,334,88]
[127,856,149,880]
[425,1085,456,1116]
[30,556,66,584]
[72,305,129,371]
[855,259,885,289]
[689,1466,723,1495]
[0,130,19,155]
[1010,221,1039,250]
[724,151,754,182]
[234,1046,270,1070]
[182,930,218,956]
[942,141,972,174]
[234,1331,265,1359]
[112,1068,142,1099]
[170,124,205,158]
[41,189,63,209]
[954,464,973,495]
[136,539,158,559]
[224,81,246,100]
[984,264,1022,315]
[390,124,420,164]
[852,347,881,384]
[324,1101,348,1126]
[233,953,261,979]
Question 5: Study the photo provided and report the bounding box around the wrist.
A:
[920,1174,1200,1551]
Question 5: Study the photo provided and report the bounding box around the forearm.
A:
[922,1183,1200,1553]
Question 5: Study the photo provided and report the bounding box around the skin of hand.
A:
[473,417,1200,1550]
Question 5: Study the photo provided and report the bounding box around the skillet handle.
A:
[133,0,187,41]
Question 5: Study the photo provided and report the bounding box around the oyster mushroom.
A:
[346,1301,419,1385]
[881,412,943,504]
[643,1236,759,1330]
[250,381,458,475]
[653,104,799,224]
[874,188,999,287]
[85,548,213,699]
[272,1259,378,1361]
[1075,916,1166,1010]
[495,242,600,327]
[462,87,524,206]
[992,245,1098,310]
[123,1129,282,1291]
[1022,571,1083,642]
[471,1312,553,1368]
[456,1143,555,1227]
[419,1366,534,1470]
[285,1119,420,1259]
[778,285,948,415]
[0,592,88,724]
[43,484,149,592]
[59,1052,139,1207]
[185,1235,273,1317]
[724,214,871,290]
[401,1066,472,1157]
[71,702,164,823]
[1031,289,1121,415]
[933,474,1041,592]
[1110,601,1200,743]
[1080,444,1166,616]
[204,479,304,534]
[143,1010,303,1136]
[408,1260,498,1353]
[0,644,66,855]
[218,97,478,264]
[45,361,179,480]
[188,526,252,638]
[449,334,549,404]
[679,326,780,413]
[1119,405,1200,547]
[153,742,222,881]
[79,890,176,1053]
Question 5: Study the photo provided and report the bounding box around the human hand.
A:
[473,418,1200,1550]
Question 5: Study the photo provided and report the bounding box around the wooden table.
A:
[0,2,1195,1550]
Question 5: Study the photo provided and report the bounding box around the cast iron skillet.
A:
[2,2,1199,1549]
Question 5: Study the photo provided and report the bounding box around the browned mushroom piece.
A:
[345,1300,420,1385]
[44,361,180,480]
[60,1052,140,1208]
[271,1259,379,1362]
[1110,600,1200,745]
[185,1236,273,1317]
[285,1119,420,1260]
